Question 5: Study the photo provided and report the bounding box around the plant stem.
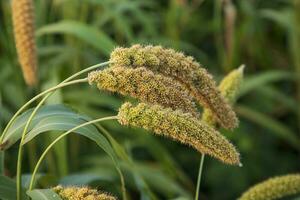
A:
[28,116,118,191]
[195,154,205,200]
[16,78,87,200]
[0,61,111,143]
[0,152,4,175]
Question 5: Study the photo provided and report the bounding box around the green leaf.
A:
[36,21,116,56]
[239,71,294,97]
[0,105,90,150]
[0,104,125,195]
[59,173,113,185]
[0,175,28,200]
[260,9,293,30]
[236,105,300,151]
[26,189,62,200]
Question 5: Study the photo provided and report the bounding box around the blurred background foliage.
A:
[0,0,300,199]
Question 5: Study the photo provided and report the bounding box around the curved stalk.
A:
[0,61,111,143]
[195,154,205,200]
[16,78,88,200]
[14,61,111,200]
[28,116,118,191]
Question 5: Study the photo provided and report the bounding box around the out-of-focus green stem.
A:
[195,154,205,200]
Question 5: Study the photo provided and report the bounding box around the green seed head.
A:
[202,65,244,126]
[110,44,238,129]
[118,102,240,165]
[53,186,117,200]
[239,174,300,200]
[88,67,199,117]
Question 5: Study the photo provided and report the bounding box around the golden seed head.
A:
[118,102,240,165]
[12,0,38,86]
[202,65,244,126]
[53,186,117,200]
[239,174,300,200]
[110,44,238,129]
[88,67,199,117]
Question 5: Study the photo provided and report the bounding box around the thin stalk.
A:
[13,61,110,200]
[0,152,4,175]
[195,154,205,200]
[0,61,111,143]
[28,116,118,190]
[96,125,127,200]
[16,78,88,200]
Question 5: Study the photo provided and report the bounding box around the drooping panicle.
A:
[118,102,240,165]
[238,174,300,200]
[12,0,38,86]
[202,65,244,126]
[110,44,238,129]
[88,67,199,117]
[53,186,117,200]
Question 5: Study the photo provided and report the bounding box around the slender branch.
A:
[28,116,118,191]
[16,78,87,200]
[195,154,205,200]
[0,61,111,143]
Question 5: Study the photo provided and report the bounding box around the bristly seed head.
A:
[110,44,238,130]
[202,65,244,126]
[118,102,240,165]
[88,67,199,117]
[53,185,117,200]
[238,174,300,200]
[12,0,38,86]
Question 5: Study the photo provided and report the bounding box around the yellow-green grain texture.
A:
[53,186,117,200]
[12,0,38,86]
[239,174,300,200]
[202,65,244,126]
[118,102,240,165]
[110,44,238,129]
[88,67,199,117]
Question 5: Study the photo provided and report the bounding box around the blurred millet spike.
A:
[12,0,38,86]
[202,65,244,126]
[53,185,117,200]
[118,102,240,165]
[238,174,300,200]
[110,44,238,129]
[88,67,199,117]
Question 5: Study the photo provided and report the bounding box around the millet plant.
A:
[0,0,300,200]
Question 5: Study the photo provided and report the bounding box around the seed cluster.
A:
[110,44,238,129]
[12,0,38,86]
[118,102,240,165]
[88,67,199,117]
[202,65,244,126]
[238,174,300,200]
[53,186,117,200]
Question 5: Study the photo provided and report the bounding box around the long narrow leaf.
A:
[36,21,116,55]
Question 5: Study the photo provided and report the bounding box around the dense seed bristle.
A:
[202,65,244,126]
[239,174,300,200]
[53,186,117,200]
[110,44,238,129]
[12,0,38,86]
[118,102,240,165]
[88,67,199,117]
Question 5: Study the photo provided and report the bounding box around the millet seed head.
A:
[238,174,300,200]
[202,65,244,126]
[88,67,199,117]
[110,44,238,129]
[118,102,240,165]
[12,0,38,86]
[53,185,117,200]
